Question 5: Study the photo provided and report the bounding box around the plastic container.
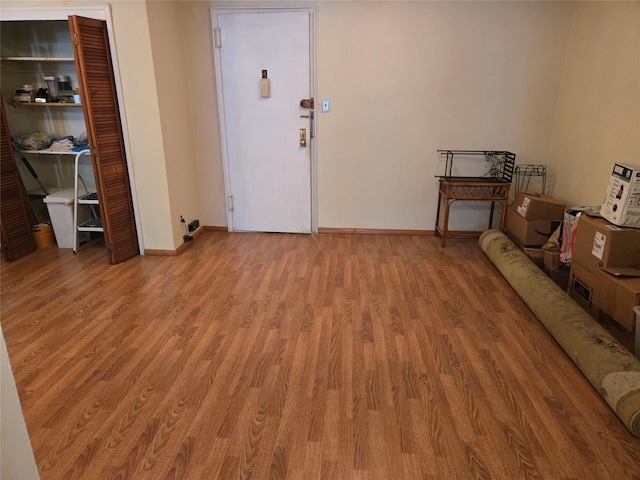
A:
[42,76,58,102]
[43,188,89,248]
[31,223,55,248]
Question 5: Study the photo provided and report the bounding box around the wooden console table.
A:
[434,150,515,247]
[434,177,510,246]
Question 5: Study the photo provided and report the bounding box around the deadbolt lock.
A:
[300,128,307,148]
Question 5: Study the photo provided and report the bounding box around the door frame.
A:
[210,7,317,233]
[0,5,144,254]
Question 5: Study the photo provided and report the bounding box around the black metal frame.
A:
[515,164,546,193]
[437,150,516,183]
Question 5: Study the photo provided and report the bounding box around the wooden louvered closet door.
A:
[69,16,139,264]
[0,97,36,261]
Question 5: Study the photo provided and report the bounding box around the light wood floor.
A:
[2,232,639,480]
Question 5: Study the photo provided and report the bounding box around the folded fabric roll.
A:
[14,132,58,150]
[48,139,74,151]
[479,229,640,437]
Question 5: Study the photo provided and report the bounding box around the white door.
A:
[214,10,313,233]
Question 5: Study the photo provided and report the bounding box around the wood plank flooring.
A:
[2,232,639,479]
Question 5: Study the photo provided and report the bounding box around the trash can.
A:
[31,223,55,248]
[43,188,89,248]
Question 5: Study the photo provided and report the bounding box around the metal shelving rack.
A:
[515,164,546,194]
[73,149,103,253]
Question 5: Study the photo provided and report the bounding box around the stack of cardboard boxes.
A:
[506,191,567,285]
[504,162,640,356]
[567,162,640,356]
[568,214,640,353]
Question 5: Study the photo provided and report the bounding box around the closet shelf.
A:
[78,192,99,205]
[12,101,82,107]
[21,149,87,155]
[0,56,75,62]
[78,218,102,232]
[74,150,103,252]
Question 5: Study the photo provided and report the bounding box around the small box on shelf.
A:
[600,162,640,228]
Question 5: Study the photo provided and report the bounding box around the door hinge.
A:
[214,27,222,48]
[73,33,79,46]
[228,194,234,212]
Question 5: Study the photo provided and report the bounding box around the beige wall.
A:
[1,327,40,479]
[147,1,202,246]
[548,1,640,207]
[180,1,228,227]
[316,1,573,230]
[189,1,575,231]
[4,1,638,244]
[131,0,640,233]
[1,0,177,251]
[109,1,175,250]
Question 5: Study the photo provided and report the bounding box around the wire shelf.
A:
[437,150,516,183]
[515,164,546,193]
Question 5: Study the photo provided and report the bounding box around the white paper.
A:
[592,231,606,260]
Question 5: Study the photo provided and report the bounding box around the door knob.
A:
[300,128,307,148]
[299,98,314,109]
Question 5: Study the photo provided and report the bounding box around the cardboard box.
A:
[543,250,569,290]
[513,191,566,221]
[568,261,599,320]
[544,250,562,273]
[592,268,640,331]
[572,214,640,274]
[549,267,569,291]
[600,162,640,228]
[505,206,557,246]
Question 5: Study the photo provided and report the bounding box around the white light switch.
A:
[322,99,330,112]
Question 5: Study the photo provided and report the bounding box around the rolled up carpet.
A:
[479,229,640,437]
